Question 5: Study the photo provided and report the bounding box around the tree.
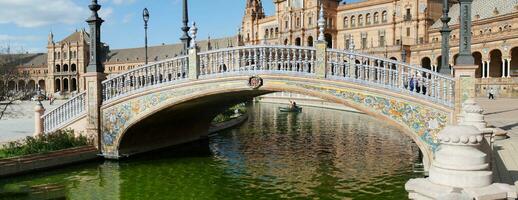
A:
[0,44,33,120]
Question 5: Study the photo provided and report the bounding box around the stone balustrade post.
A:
[188,46,200,80]
[406,124,516,199]
[315,40,327,78]
[33,104,45,137]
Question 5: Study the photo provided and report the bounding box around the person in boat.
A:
[289,100,298,110]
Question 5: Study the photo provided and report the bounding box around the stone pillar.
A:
[406,125,516,199]
[502,59,506,78]
[33,104,45,137]
[507,59,511,78]
[85,73,105,148]
[315,40,327,78]
[188,47,199,80]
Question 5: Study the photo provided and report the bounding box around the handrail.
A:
[42,91,87,134]
[101,45,454,107]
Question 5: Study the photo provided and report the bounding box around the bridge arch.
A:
[101,75,452,169]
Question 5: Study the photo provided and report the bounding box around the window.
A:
[343,17,348,28]
[265,29,269,38]
[379,35,385,47]
[396,39,401,45]
[345,39,350,49]
[309,16,313,26]
[405,8,412,21]
[285,20,289,29]
[366,13,371,25]
[296,17,301,28]
[374,12,379,24]
[406,28,410,37]
[361,37,367,49]
[358,15,363,26]
[351,16,356,27]
[382,11,388,23]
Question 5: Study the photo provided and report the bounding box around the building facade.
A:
[2,0,518,98]
[241,0,518,97]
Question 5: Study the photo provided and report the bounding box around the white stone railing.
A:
[42,91,87,134]
[100,45,454,107]
[326,49,455,107]
[102,55,189,101]
[197,45,316,77]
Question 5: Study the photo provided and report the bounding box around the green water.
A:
[0,103,421,200]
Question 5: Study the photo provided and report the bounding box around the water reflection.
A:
[0,103,419,200]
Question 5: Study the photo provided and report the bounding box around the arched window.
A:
[63,64,69,72]
[358,15,363,26]
[265,29,269,39]
[71,64,77,72]
[343,17,348,28]
[382,11,388,23]
[351,16,356,27]
[296,17,301,28]
[270,28,274,38]
[275,28,279,36]
[55,64,61,72]
[374,12,379,24]
[366,13,371,25]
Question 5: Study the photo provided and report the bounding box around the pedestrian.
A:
[488,88,495,100]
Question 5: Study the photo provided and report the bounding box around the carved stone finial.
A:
[317,4,325,41]
[190,22,198,48]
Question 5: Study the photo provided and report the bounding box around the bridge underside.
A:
[100,74,454,169]
[118,90,270,157]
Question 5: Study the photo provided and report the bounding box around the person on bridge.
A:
[488,88,495,100]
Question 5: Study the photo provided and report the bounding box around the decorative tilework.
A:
[285,82,451,151]
[101,80,247,154]
[101,78,452,157]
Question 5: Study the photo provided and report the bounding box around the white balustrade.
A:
[41,91,87,134]
[100,45,454,108]
[326,49,455,107]
[102,56,188,101]
[197,45,316,77]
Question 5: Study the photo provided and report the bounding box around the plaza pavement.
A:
[477,98,518,185]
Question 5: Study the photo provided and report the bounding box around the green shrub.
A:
[0,130,90,159]
[212,103,247,124]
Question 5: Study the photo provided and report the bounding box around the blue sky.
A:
[0,0,277,53]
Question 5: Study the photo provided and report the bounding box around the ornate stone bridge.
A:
[38,43,459,169]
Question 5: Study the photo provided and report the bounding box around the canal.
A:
[0,103,421,199]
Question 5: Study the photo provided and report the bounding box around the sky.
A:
[0,0,277,53]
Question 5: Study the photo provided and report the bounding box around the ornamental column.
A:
[453,0,477,123]
[507,59,512,78]
[315,4,328,78]
[85,0,105,150]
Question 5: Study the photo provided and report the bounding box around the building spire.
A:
[180,0,191,54]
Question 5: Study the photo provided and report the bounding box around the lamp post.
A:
[439,0,452,75]
[143,8,149,65]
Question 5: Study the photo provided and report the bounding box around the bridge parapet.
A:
[42,91,86,133]
[102,56,188,102]
[326,49,455,107]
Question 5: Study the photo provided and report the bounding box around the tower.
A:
[241,0,265,45]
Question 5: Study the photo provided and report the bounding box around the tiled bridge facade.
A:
[39,42,461,169]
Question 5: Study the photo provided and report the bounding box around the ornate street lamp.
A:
[439,0,452,75]
[143,8,150,65]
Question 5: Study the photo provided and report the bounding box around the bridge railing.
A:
[197,45,316,77]
[326,49,455,107]
[42,91,87,134]
[100,45,454,107]
[102,55,189,101]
